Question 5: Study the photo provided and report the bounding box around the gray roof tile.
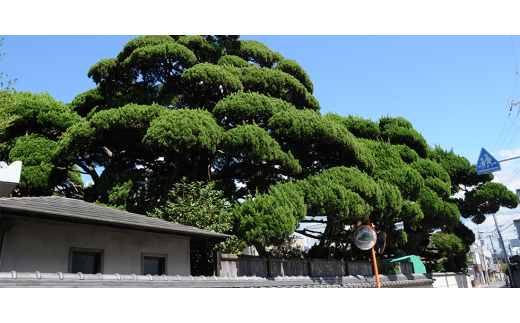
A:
[0,271,436,288]
[0,196,230,240]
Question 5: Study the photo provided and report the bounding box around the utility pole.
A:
[492,214,516,288]
[478,232,489,285]
[489,235,500,280]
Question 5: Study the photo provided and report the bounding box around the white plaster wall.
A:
[431,273,472,288]
[0,216,191,275]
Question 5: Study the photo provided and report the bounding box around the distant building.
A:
[514,219,520,240]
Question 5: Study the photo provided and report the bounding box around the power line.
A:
[503,120,520,152]
[511,35,519,100]
[494,36,520,156]
[492,115,510,152]
[496,117,517,153]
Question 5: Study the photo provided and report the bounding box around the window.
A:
[142,253,167,276]
[69,248,104,274]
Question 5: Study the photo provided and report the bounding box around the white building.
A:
[0,196,229,275]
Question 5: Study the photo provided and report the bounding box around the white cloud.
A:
[496,147,520,159]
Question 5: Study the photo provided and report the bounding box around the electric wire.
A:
[498,212,515,229]
[493,36,520,156]
[510,36,520,151]
[496,118,516,153]
[492,116,510,152]
[496,160,520,185]
[503,118,520,152]
[512,36,519,100]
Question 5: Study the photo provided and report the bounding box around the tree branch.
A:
[294,230,322,240]
[56,167,88,174]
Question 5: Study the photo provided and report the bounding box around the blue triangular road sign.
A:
[476,148,501,175]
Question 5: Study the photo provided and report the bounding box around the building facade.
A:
[0,196,229,276]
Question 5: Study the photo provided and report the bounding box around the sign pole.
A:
[368,217,381,288]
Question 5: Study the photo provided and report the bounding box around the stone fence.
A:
[0,271,472,288]
[0,271,434,288]
[216,253,414,277]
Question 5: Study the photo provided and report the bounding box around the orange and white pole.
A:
[367,218,381,288]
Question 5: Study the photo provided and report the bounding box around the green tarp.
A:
[379,255,426,274]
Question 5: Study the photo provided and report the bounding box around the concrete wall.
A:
[430,272,472,288]
[0,215,191,275]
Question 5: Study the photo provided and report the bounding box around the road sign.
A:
[476,148,501,175]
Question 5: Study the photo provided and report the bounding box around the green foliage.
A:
[69,86,106,118]
[123,38,198,69]
[377,262,402,275]
[325,113,381,140]
[149,177,243,275]
[234,180,307,249]
[3,91,84,197]
[273,59,314,94]
[6,91,80,141]
[501,262,509,276]
[213,92,295,130]
[144,108,224,154]
[240,66,320,111]
[361,139,424,200]
[180,63,244,112]
[217,55,251,68]
[298,167,376,222]
[4,35,518,273]
[223,124,301,174]
[9,134,57,194]
[371,180,403,222]
[379,116,428,158]
[150,178,233,232]
[451,221,475,246]
[229,40,284,68]
[430,232,465,252]
[270,110,375,175]
[459,181,519,224]
[396,230,408,245]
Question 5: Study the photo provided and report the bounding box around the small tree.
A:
[149,177,245,275]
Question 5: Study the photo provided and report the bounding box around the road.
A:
[477,281,510,288]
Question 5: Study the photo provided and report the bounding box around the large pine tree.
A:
[2,35,517,272]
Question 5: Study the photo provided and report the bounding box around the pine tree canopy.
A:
[2,35,518,272]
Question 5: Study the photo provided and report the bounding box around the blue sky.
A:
[3,34,520,250]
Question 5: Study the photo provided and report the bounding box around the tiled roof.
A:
[0,271,436,288]
[0,196,230,240]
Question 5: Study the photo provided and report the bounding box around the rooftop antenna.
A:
[0,161,22,197]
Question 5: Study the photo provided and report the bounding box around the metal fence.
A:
[216,254,414,277]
